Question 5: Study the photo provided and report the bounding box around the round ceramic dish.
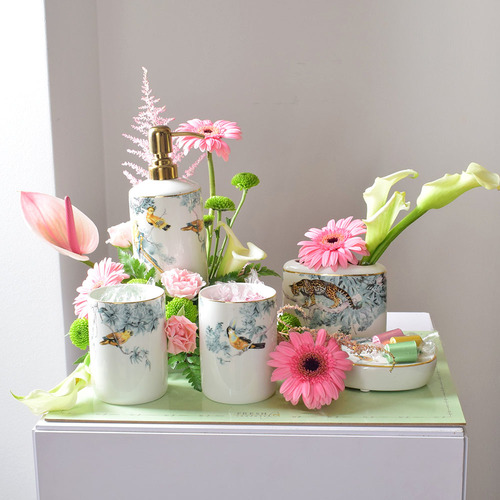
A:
[344,356,437,392]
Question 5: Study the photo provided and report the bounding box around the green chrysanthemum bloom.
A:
[127,278,148,284]
[231,172,260,191]
[204,196,236,211]
[165,297,198,323]
[277,313,302,334]
[203,214,215,227]
[69,318,89,350]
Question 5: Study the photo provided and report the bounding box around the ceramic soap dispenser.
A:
[129,126,208,279]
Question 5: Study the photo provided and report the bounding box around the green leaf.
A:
[168,352,187,369]
[118,248,151,280]
[183,362,201,392]
[247,264,281,278]
[145,267,156,281]
[73,353,88,365]
[210,270,243,284]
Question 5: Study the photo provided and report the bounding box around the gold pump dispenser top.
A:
[148,126,204,180]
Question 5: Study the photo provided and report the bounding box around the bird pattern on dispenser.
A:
[129,192,207,277]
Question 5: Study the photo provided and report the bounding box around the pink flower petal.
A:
[316,329,327,346]
[268,332,351,410]
[297,217,368,272]
[65,196,81,254]
[73,258,128,318]
[21,192,99,261]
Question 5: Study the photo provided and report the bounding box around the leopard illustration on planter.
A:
[282,260,387,339]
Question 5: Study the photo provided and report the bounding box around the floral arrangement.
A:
[266,163,500,410]
[297,164,500,271]
[14,67,500,415]
[14,68,278,413]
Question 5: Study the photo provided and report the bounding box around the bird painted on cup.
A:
[226,323,265,352]
[100,330,133,347]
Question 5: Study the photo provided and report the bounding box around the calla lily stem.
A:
[210,188,249,277]
[363,206,427,265]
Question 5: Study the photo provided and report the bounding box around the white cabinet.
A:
[33,313,467,499]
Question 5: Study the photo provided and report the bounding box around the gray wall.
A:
[5,1,499,497]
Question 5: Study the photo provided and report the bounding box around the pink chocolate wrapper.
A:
[372,328,405,344]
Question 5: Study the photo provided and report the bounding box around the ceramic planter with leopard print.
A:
[282,260,387,339]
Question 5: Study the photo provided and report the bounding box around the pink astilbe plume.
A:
[183,152,207,178]
[122,67,203,184]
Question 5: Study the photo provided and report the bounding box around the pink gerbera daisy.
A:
[73,258,129,318]
[298,217,369,271]
[175,119,242,161]
[268,329,352,410]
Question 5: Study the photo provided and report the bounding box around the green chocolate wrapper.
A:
[384,340,418,364]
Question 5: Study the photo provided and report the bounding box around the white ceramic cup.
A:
[199,283,277,404]
[282,260,387,339]
[88,284,167,405]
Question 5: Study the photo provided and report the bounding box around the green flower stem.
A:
[82,260,95,268]
[363,206,427,265]
[209,211,222,280]
[209,189,249,278]
[212,238,227,279]
[206,224,213,261]
[207,152,216,212]
[206,151,217,260]
[229,189,248,228]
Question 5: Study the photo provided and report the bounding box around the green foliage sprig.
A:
[117,248,156,282]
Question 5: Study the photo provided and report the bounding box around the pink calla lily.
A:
[21,191,99,261]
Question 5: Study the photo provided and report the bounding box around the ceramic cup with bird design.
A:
[88,284,167,405]
[199,283,277,404]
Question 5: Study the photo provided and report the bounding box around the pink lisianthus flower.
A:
[268,329,352,410]
[298,217,369,271]
[161,268,206,299]
[175,119,242,161]
[73,258,129,318]
[165,315,197,355]
[106,221,133,248]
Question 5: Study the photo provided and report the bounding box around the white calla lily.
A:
[416,162,500,211]
[363,191,410,254]
[363,169,418,218]
[12,355,91,415]
[216,222,267,277]
[364,163,500,265]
